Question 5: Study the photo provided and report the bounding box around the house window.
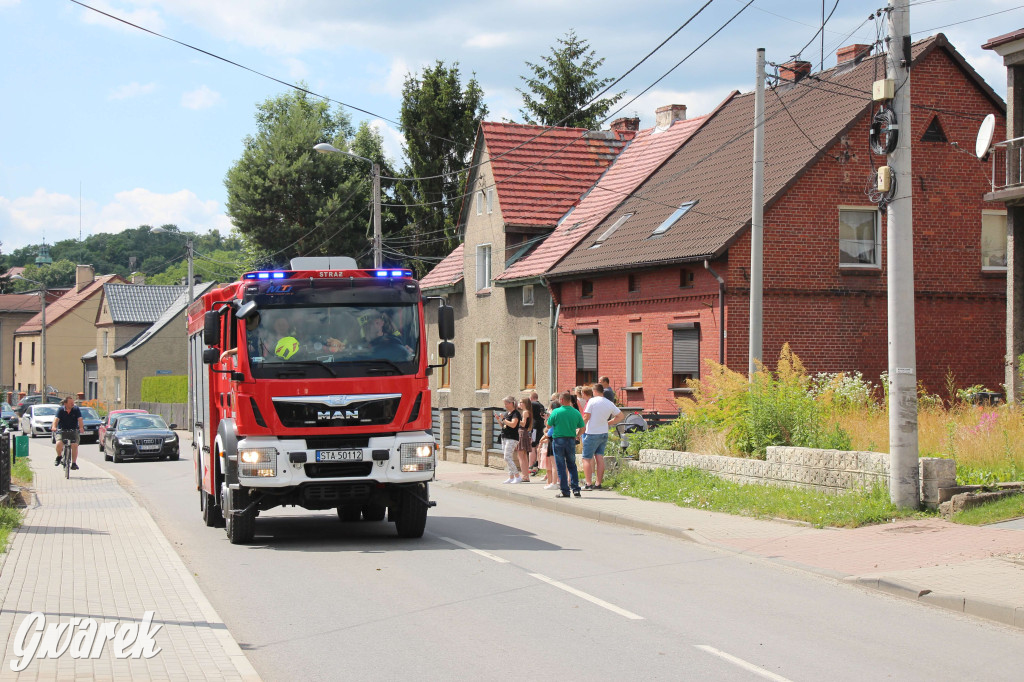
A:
[114,377,121,403]
[31,342,35,365]
[839,208,880,267]
[574,330,598,386]
[981,211,1008,270]
[628,333,643,386]
[650,201,697,238]
[477,342,490,390]
[581,279,594,298]
[103,331,109,356]
[671,325,700,387]
[475,191,484,215]
[680,269,694,288]
[18,342,22,364]
[590,213,633,248]
[440,357,451,389]
[921,116,947,143]
[521,339,536,389]
[486,188,495,214]
[523,284,535,306]
[628,274,639,293]
[476,244,492,291]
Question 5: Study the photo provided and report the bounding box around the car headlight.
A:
[239,447,277,477]
[399,442,435,472]
[165,435,178,443]
[118,437,133,445]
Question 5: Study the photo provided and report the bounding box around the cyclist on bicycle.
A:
[52,395,84,470]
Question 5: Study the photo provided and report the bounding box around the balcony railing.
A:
[990,137,1024,192]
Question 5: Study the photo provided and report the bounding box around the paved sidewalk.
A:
[0,453,260,681]
[435,460,1024,631]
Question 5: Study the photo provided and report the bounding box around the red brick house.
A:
[545,34,1007,412]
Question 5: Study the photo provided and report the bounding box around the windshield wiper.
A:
[345,359,404,375]
[268,360,337,377]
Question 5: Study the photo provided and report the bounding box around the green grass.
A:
[950,493,1024,526]
[606,466,925,528]
[0,506,23,553]
[12,457,33,484]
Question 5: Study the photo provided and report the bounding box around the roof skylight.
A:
[649,201,697,238]
[590,213,633,248]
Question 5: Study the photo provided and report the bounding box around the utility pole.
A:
[749,47,766,377]
[372,162,382,268]
[886,0,920,507]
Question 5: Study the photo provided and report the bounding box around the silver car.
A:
[21,404,60,438]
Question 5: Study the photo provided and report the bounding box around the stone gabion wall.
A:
[632,446,955,506]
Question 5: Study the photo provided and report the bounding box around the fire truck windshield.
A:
[246,304,419,378]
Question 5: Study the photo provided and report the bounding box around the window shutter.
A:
[576,334,597,371]
[672,328,700,374]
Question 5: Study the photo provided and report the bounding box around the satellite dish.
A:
[975,113,996,158]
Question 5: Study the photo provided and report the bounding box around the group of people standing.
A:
[494,377,624,498]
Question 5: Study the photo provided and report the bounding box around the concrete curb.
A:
[446,479,1024,632]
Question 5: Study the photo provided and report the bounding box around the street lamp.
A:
[12,274,46,398]
[313,142,382,268]
[150,227,195,432]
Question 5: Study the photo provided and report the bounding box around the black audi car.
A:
[103,414,179,462]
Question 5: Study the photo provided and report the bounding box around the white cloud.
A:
[108,81,156,100]
[77,0,165,33]
[621,87,741,129]
[464,32,517,49]
[382,57,411,98]
[283,57,308,81]
[0,187,231,251]
[181,85,221,110]
[368,119,406,167]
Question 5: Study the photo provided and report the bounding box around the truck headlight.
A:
[239,447,278,477]
[399,442,434,472]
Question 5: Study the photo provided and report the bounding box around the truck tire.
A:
[394,483,428,538]
[224,487,256,545]
[201,491,224,528]
[362,501,386,522]
[337,506,361,522]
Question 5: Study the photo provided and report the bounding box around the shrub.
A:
[809,371,876,412]
[140,375,187,403]
[624,419,689,458]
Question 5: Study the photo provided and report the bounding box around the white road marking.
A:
[438,536,509,563]
[695,645,793,682]
[528,573,644,620]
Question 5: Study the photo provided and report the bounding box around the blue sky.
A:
[1,0,1020,253]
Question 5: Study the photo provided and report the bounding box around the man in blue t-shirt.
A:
[52,396,84,470]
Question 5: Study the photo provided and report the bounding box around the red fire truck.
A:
[187,256,454,544]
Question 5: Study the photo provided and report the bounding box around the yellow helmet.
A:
[275,336,299,359]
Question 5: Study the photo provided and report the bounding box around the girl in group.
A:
[540,399,560,489]
[515,397,534,483]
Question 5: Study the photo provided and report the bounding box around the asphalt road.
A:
[48,438,1024,681]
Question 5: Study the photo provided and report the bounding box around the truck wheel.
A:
[362,502,386,522]
[201,491,224,528]
[394,484,428,538]
[337,506,361,522]
[224,487,256,545]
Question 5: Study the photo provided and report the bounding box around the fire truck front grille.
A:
[304,462,374,478]
[304,436,371,450]
[301,483,372,504]
[273,397,401,428]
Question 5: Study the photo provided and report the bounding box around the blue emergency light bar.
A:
[242,268,413,280]
[244,271,292,280]
[376,270,412,278]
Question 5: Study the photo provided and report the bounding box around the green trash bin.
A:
[14,434,29,458]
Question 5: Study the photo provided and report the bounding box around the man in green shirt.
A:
[547,392,585,498]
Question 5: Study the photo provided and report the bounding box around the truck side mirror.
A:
[438,304,455,341]
[438,341,455,359]
[202,347,220,365]
[203,311,221,346]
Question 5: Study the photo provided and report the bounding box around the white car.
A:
[21,404,60,438]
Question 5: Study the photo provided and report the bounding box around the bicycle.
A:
[57,429,78,479]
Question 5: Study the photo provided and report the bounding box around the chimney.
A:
[655,104,687,128]
[610,117,640,132]
[836,44,872,65]
[76,265,95,292]
[131,272,145,285]
[779,60,812,82]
